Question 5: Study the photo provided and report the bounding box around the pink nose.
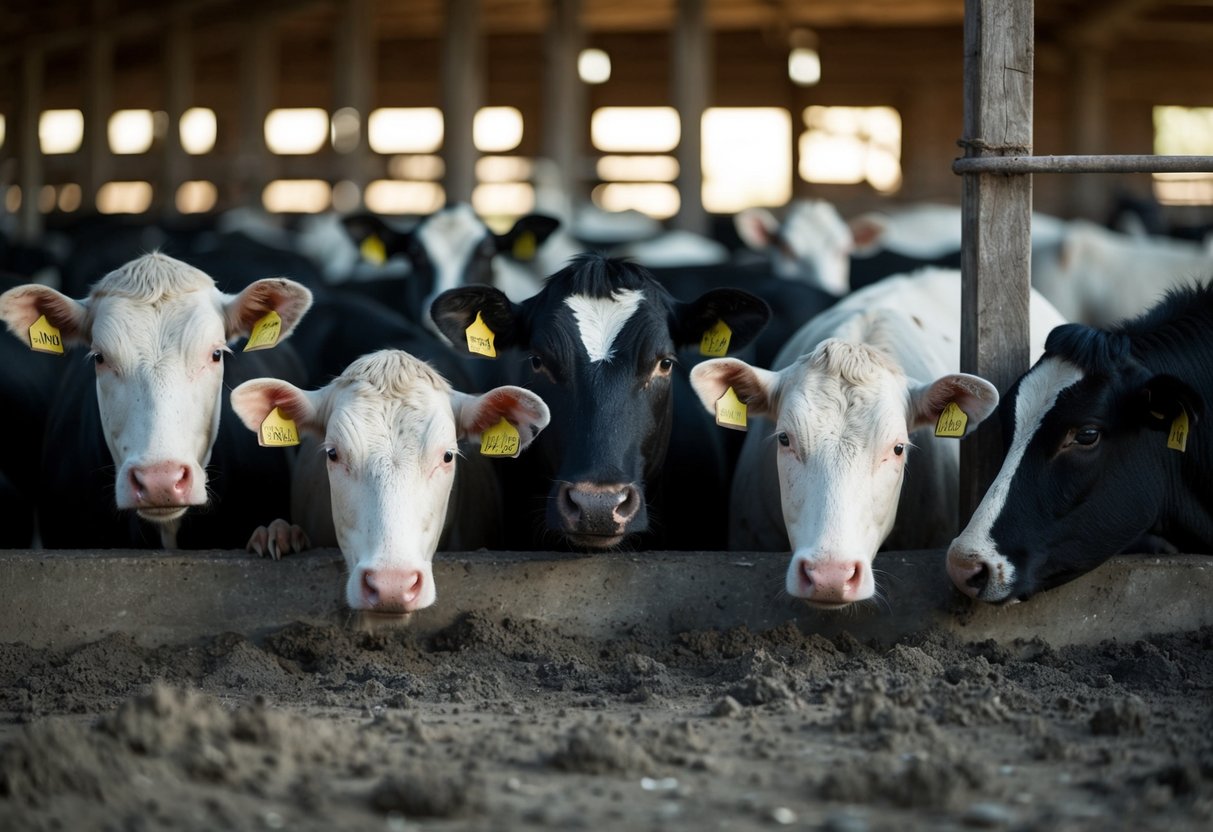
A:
[129,463,193,506]
[800,559,866,605]
[360,568,425,613]
[946,552,988,598]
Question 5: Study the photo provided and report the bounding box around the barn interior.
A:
[3,0,1212,241]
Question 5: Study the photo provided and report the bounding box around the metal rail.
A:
[954,154,1213,175]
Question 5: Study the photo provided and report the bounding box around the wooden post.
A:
[1068,45,1107,219]
[84,30,114,213]
[959,0,1035,522]
[236,17,277,207]
[441,0,482,205]
[671,0,709,235]
[334,0,374,196]
[161,11,192,217]
[541,0,584,206]
[18,49,44,242]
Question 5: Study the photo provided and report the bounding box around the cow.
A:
[230,350,550,613]
[429,253,771,550]
[946,283,1213,603]
[690,268,1066,607]
[0,252,313,550]
[341,203,563,330]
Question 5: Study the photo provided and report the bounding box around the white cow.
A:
[230,350,550,614]
[0,253,313,549]
[690,268,1066,607]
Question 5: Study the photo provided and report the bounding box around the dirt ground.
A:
[1,611,1211,831]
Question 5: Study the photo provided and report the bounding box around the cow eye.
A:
[92,353,105,365]
[777,431,791,447]
[656,357,674,374]
[530,354,544,371]
[1073,427,1102,447]
[443,449,455,464]
[894,443,905,456]
[326,447,339,462]
[211,349,223,363]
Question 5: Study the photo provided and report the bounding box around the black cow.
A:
[947,283,1213,602]
[430,253,770,551]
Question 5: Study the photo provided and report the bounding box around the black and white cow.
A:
[341,204,563,328]
[947,283,1213,602]
[0,252,313,550]
[430,253,770,550]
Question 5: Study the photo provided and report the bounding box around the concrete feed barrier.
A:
[0,549,1210,649]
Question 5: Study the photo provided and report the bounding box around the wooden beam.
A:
[442,0,482,205]
[333,0,375,195]
[18,50,44,242]
[83,28,114,213]
[958,0,1034,523]
[671,0,709,235]
[541,0,585,206]
[236,16,278,206]
[160,10,193,216]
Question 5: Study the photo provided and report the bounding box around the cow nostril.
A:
[966,562,990,592]
[559,484,580,520]
[361,571,380,606]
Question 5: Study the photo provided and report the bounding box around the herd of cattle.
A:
[1,198,1211,616]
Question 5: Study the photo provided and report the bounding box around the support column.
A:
[18,50,44,242]
[84,31,115,213]
[161,11,193,216]
[671,0,709,235]
[959,0,1035,521]
[441,0,482,205]
[1068,44,1107,219]
[237,17,277,207]
[541,0,584,207]
[333,0,375,196]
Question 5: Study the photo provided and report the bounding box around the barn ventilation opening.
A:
[799,105,902,194]
[1153,106,1213,206]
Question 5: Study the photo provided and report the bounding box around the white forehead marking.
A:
[564,289,645,363]
[954,356,1085,590]
[416,205,488,292]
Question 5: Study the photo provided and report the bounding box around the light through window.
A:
[591,107,680,153]
[39,110,84,155]
[1153,106,1213,205]
[369,108,443,154]
[474,107,524,153]
[702,108,792,213]
[799,106,902,193]
[108,109,155,154]
[264,109,329,155]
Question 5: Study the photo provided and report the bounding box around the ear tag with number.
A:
[935,402,968,438]
[1167,408,1189,453]
[243,310,282,352]
[259,407,300,448]
[360,234,387,265]
[512,230,538,261]
[29,314,64,355]
[480,418,521,458]
[465,311,497,358]
[715,386,748,431]
[700,319,732,357]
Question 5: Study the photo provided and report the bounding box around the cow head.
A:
[947,322,1204,602]
[692,340,998,607]
[343,204,561,326]
[0,253,312,533]
[432,253,770,549]
[231,350,549,613]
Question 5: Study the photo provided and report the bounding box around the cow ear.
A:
[734,207,779,251]
[672,288,771,353]
[430,285,526,355]
[908,373,1000,435]
[230,378,325,437]
[452,385,551,451]
[689,358,780,418]
[0,284,89,348]
[224,278,313,343]
[847,212,889,256]
[496,214,561,261]
[342,213,414,259]
[1139,374,1203,431]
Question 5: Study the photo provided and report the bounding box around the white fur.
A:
[947,356,1085,600]
[564,289,645,363]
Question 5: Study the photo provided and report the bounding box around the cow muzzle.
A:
[553,482,644,548]
[787,555,872,608]
[120,461,205,519]
[352,566,434,614]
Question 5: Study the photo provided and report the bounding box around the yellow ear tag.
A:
[1167,408,1189,453]
[715,386,748,432]
[465,311,497,358]
[259,407,300,448]
[512,230,538,261]
[700,319,733,357]
[935,402,968,438]
[243,310,282,352]
[480,417,521,458]
[360,234,387,265]
[29,314,64,355]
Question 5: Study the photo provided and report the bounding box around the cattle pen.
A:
[3,2,1213,831]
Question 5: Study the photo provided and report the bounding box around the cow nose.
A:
[947,552,990,598]
[360,568,425,613]
[556,483,641,533]
[799,559,867,606]
[130,463,192,505]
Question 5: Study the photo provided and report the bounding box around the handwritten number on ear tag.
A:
[244,310,282,352]
[466,312,497,358]
[715,386,747,431]
[1168,409,1189,453]
[700,319,732,357]
[29,314,64,355]
[935,402,968,438]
